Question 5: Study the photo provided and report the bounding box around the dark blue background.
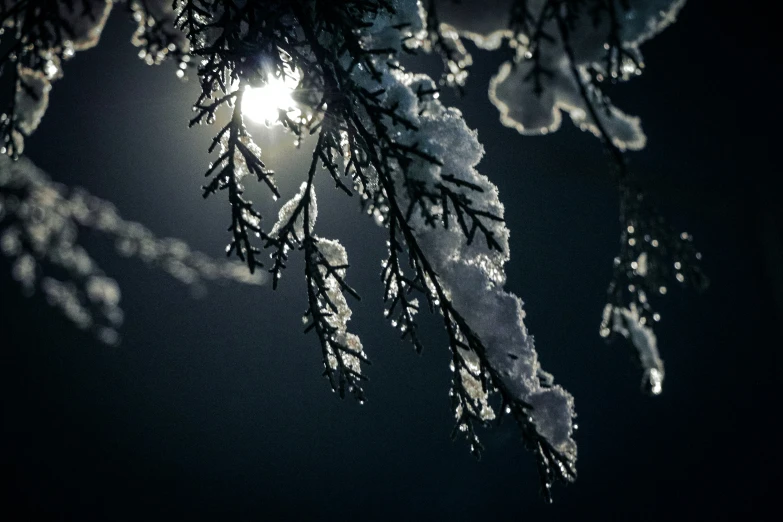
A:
[1,2,777,520]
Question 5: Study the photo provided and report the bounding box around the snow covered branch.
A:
[0,155,264,344]
[0,0,708,501]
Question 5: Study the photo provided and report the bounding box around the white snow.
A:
[431,0,688,149]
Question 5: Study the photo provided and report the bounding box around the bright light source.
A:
[242,71,300,125]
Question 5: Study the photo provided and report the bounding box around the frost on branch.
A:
[0,155,264,344]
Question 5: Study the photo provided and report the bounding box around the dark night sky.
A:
[1,2,778,520]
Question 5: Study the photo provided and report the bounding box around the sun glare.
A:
[242,72,300,125]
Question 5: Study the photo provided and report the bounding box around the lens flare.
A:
[242,72,300,125]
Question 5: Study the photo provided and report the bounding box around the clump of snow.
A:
[14,69,51,137]
[430,0,688,149]
[604,302,665,395]
[362,0,426,53]
[427,0,516,51]
[2,0,114,156]
[270,182,317,240]
[348,58,577,461]
[316,237,367,377]
[60,0,114,51]
[489,56,647,150]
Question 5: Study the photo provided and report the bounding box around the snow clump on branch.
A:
[430,0,687,150]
